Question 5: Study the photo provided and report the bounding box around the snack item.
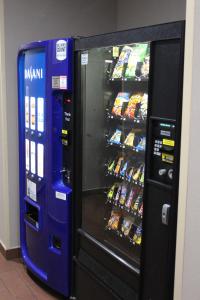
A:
[139,165,145,184]
[107,210,121,230]
[114,184,122,205]
[138,203,143,217]
[141,56,150,79]
[126,166,135,182]
[125,188,136,209]
[111,92,130,116]
[133,224,142,245]
[121,217,133,236]
[125,43,149,79]
[135,137,146,152]
[124,131,135,147]
[132,191,143,211]
[114,157,124,176]
[108,159,115,173]
[107,183,118,200]
[112,46,133,79]
[125,43,149,78]
[138,93,148,119]
[133,164,144,181]
[109,129,122,145]
[120,161,128,177]
[124,94,142,119]
[119,184,128,206]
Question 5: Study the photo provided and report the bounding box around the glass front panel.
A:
[81,43,150,267]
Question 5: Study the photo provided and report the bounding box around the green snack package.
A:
[108,159,115,173]
[125,43,149,79]
[107,183,118,200]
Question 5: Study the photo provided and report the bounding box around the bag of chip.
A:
[125,188,136,209]
[135,137,146,152]
[109,129,122,145]
[107,210,121,230]
[114,157,124,176]
[119,184,128,206]
[124,130,135,147]
[107,183,118,200]
[133,224,142,245]
[132,191,143,211]
[111,92,130,116]
[120,161,129,177]
[126,166,135,182]
[125,43,149,79]
[138,202,143,217]
[138,93,148,119]
[108,160,115,173]
[121,217,133,236]
[141,55,150,79]
[132,164,144,181]
[112,46,133,79]
[124,93,143,119]
[114,184,122,205]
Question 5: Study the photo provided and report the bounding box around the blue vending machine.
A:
[18,38,74,296]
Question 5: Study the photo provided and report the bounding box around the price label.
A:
[162,153,174,164]
[113,47,119,57]
[163,139,175,147]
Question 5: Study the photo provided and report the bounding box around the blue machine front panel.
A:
[24,49,45,100]
[18,38,73,297]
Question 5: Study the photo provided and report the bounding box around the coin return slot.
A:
[52,236,62,250]
[25,202,39,228]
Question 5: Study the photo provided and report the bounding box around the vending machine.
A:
[72,22,185,300]
[18,38,74,296]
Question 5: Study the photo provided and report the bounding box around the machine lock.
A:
[162,204,171,225]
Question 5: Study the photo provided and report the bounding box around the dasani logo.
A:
[25,67,43,81]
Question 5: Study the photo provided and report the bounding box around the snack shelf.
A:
[106,112,146,125]
[105,226,142,247]
[106,171,144,188]
[106,141,145,155]
[105,199,143,220]
[109,77,149,83]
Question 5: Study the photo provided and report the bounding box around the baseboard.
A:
[0,242,21,260]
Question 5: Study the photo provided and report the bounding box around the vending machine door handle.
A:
[162,204,171,225]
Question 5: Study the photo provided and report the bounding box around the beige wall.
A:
[117,0,186,30]
[0,0,117,249]
[0,0,10,249]
[174,0,200,298]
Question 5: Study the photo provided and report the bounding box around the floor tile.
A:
[0,253,66,300]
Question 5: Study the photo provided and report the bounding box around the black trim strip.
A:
[147,178,173,190]
[75,21,185,51]
[78,228,140,275]
[149,116,176,123]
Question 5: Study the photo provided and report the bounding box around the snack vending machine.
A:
[18,38,74,296]
[73,22,185,300]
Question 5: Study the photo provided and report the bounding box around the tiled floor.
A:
[0,252,66,299]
